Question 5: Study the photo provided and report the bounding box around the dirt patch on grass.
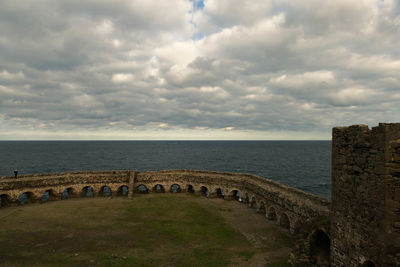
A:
[0,194,294,266]
[190,196,294,266]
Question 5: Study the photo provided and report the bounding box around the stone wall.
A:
[331,123,400,266]
[2,123,399,265]
[0,169,329,234]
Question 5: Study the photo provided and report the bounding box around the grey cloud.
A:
[0,0,399,139]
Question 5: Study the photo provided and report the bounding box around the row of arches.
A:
[0,183,301,233]
[6,184,376,267]
[0,185,130,207]
[135,184,212,197]
[0,183,218,207]
[0,184,237,207]
[0,182,334,264]
[137,184,187,194]
[234,192,292,230]
[0,181,339,266]
[0,183,321,231]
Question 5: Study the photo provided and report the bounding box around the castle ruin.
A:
[0,123,399,265]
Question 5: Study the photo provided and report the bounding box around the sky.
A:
[0,0,399,140]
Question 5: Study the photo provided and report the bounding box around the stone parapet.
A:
[0,169,329,234]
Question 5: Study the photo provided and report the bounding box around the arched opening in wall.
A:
[310,229,330,266]
[170,184,181,193]
[187,185,195,193]
[81,186,94,198]
[153,184,165,193]
[99,186,112,197]
[201,186,209,197]
[117,185,129,196]
[136,184,149,194]
[362,260,376,267]
[216,188,224,198]
[41,191,49,203]
[0,194,10,208]
[61,188,74,200]
[279,213,290,229]
[250,197,257,208]
[230,190,241,201]
[258,202,266,214]
[18,192,34,205]
[267,206,277,221]
[41,189,56,203]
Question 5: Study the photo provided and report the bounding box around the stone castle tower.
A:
[331,123,400,266]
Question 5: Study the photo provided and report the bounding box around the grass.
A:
[267,259,292,267]
[0,194,294,266]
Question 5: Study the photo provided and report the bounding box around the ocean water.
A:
[0,141,331,198]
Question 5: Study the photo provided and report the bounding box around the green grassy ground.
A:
[0,194,293,266]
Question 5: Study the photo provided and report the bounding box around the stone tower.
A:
[331,123,400,266]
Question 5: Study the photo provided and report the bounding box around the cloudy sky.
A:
[0,0,399,140]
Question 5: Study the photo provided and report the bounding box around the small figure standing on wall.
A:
[14,170,18,178]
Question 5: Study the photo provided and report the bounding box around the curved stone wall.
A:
[0,169,330,233]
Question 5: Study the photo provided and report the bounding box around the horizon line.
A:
[0,139,331,141]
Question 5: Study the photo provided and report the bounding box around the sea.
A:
[0,141,332,198]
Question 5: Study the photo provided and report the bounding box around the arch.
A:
[117,185,129,196]
[215,188,224,198]
[362,260,376,267]
[18,192,34,205]
[257,201,266,214]
[41,189,56,203]
[200,186,209,197]
[229,190,241,201]
[81,186,94,197]
[0,194,10,208]
[170,184,181,193]
[249,196,257,208]
[186,184,195,193]
[309,229,330,266]
[99,186,112,197]
[279,213,291,229]
[61,188,75,200]
[41,191,50,203]
[136,184,149,194]
[267,206,277,221]
[153,184,165,193]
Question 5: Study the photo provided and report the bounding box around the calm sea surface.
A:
[0,141,331,198]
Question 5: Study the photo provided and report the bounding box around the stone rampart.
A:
[0,169,329,234]
[2,122,399,265]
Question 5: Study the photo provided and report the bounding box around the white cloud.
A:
[329,87,378,106]
[111,73,134,84]
[270,71,336,88]
[95,19,114,35]
[158,123,169,128]
[221,126,235,131]
[0,70,24,80]
[194,0,274,34]
[0,0,399,139]
[0,85,15,95]
[155,41,200,65]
